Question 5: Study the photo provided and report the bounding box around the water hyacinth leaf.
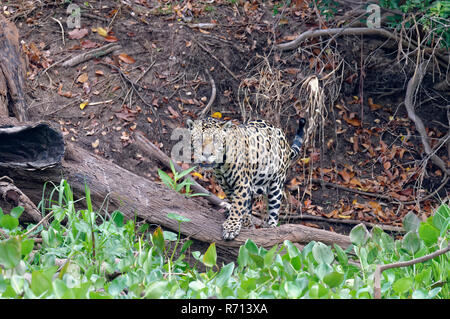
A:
[144,281,169,298]
[314,263,333,281]
[263,245,278,268]
[215,262,234,287]
[312,242,334,265]
[433,204,449,232]
[392,277,413,295]
[0,237,21,269]
[203,242,217,267]
[21,238,34,257]
[31,267,58,296]
[323,271,344,288]
[333,244,348,266]
[402,211,421,233]
[402,231,421,254]
[0,214,19,230]
[418,223,440,246]
[349,223,369,246]
[163,231,178,241]
[10,206,24,219]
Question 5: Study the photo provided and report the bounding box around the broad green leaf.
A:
[402,231,421,254]
[309,283,329,298]
[21,238,34,257]
[285,281,302,298]
[350,223,369,246]
[163,231,178,241]
[403,212,420,233]
[10,206,24,219]
[0,214,19,230]
[111,211,124,227]
[418,222,440,246]
[215,262,234,287]
[166,212,191,223]
[188,280,206,291]
[31,266,58,296]
[333,244,348,266]
[312,242,334,264]
[323,271,344,288]
[244,239,258,254]
[0,237,21,269]
[144,281,168,298]
[237,245,249,268]
[392,277,413,294]
[263,245,278,268]
[315,263,333,281]
[203,242,217,267]
[433,204,450,232]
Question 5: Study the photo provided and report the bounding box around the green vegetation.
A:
[158,161,208,198]
[0,180,448,298]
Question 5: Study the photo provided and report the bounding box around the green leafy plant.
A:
[158,161,208,198]
[0,180,448,298]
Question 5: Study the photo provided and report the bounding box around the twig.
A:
[0,181,47,225]
[61,43,121,68]
[100,61,161,134]
[373,245,450,299]
[279,213,404,233]
[194,39,240,82]
[51,17,65,46]
[200,68,216,117]
[276,27,401,51]
[22,211,54,237]
[309,177,448,206]
[187,23,217,30]
[404,62,449,177]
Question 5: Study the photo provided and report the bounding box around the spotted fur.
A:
[187,118,306,240]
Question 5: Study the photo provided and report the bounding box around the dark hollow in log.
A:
[0,122,65,169]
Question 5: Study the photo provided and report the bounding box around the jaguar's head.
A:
[186,118,233,168]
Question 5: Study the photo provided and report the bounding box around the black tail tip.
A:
[299,118,306,126]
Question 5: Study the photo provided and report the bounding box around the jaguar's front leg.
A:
[222,190,251,241]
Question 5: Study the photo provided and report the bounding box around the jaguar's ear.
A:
[186,119,194,129]
[223,120,233,129]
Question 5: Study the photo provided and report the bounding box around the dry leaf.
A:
[91,139,100,148]
[343,115,361,127]
[118,53,135,64]
[368,97,383,111]
[57,84,72,98]
[77,73,89,83]
[68,28,89,40]
[368,201,382,213]
[79,101,89,110]
[338,169,352,183]
[104,35,118,42]
[211,112,222,119]
[96,27,108,37]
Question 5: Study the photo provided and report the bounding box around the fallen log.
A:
[0,122,351,261]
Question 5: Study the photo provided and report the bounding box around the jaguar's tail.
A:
[290,118,306,160]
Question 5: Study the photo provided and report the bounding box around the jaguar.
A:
[187,117,306,240]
